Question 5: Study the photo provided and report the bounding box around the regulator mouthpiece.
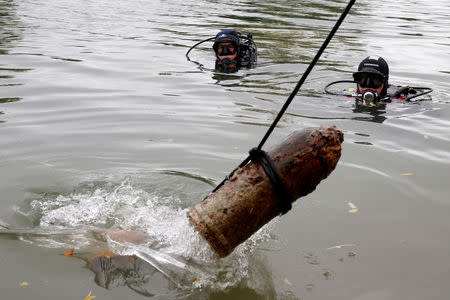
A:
[219,58,236,65]
[362,91,378,103]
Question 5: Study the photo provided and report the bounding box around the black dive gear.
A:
[324,80,433,106]
[326,56,432,106]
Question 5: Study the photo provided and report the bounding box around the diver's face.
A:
[216,42,237,61]
[354,72,385,95]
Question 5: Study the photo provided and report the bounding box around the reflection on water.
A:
[352,105,387,124]
[0,96,21,103]
[0,0,23,51]
[0,0,26,113]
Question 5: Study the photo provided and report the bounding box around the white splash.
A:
[28,177,278,292]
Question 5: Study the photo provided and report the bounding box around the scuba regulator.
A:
[361,91,379,103]
[356,91,391,107]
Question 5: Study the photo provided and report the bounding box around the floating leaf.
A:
[424,135,429,139]
[20,281,29,287]
[193,277,200,282]
[84,291,96,300]
[284,278,292,285]
[348,202,358,213]
[323,271,333,280]
[400,173,414,176]
[64,248,75,258]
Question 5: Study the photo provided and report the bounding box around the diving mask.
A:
[353,72,385,88]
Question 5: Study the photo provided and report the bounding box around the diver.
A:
[325,55,432,107]
[186,30,257,73]
[213,30,257,72]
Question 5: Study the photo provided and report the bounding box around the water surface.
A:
[1,0,449,299]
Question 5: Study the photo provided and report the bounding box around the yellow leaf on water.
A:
[284,278,292,285]
[84,291,96,300]
[348,202,358,213]
[64,248,74,258]
[400,173,414,176]
[424,135,429,139]
[20,281,29,287]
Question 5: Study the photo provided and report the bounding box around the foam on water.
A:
[25,177,278,294]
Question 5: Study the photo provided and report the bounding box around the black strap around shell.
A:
[248,147,292,215]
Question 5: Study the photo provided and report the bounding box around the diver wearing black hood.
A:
[212,30,257,72]
[324,55,433,106]
[352,56,432,105]
[353,56,390,102]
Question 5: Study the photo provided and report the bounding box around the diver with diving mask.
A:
[353,56,390,105]
[212,30,257,72]
[325,56,432,106]
[186,30,257,73]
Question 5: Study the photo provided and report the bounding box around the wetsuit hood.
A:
[353,56,389,96]
[213,30,240,55]
[353,56,389,81]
